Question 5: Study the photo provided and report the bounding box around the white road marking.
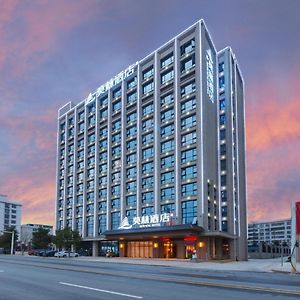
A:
[59,282,143,299]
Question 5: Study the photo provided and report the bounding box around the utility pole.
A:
[1,230,15,255]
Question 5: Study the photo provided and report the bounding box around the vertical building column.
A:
[174,37,180,221]
[154,51,160,214]
[82,107,88,238]
[136,64,142,217]
[94,97,100,237]
[106,91,112,230]
[92,240,99,257]
[120,80,126,219]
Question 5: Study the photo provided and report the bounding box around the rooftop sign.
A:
[86,62,138,104]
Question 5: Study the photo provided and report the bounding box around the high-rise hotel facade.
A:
[55,20,247,260]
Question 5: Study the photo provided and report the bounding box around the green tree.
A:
[53,227,81,252]
[32,228,52,249]
[0,226,18,253]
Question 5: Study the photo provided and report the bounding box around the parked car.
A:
[43,250,57,257]
[54,251,79,258]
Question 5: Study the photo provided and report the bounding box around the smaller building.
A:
[20,224,53,246]
[0,194,22,237]
[248,219,291,245]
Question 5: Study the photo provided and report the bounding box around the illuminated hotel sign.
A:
[206,49,214,102]
[118,213,172,230]
[86,62,138,104]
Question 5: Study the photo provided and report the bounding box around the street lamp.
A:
[0,230,15,255]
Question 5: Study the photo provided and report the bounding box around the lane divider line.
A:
[59,282,143,299]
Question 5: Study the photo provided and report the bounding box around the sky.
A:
[0,0,299,226]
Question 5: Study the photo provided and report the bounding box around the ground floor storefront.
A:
[85,225,237,260]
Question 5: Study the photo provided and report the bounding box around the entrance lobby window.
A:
[127,241,154,258]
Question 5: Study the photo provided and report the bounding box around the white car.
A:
[54,251,79,258]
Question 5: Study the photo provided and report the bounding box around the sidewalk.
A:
[76,256,300,274]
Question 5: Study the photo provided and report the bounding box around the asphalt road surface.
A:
[0,255,300,300]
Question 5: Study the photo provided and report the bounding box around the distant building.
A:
[248,219,291,245]
[20,224,53,246]
[0,194,22,237]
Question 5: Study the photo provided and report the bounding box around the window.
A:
[221,175,226,186]
[99,188,107,198]
[127,126,137,137]
[181,131,196,146]
[182,183,197,196]
[100,109,108,119]
[126,181,137,192]
[161,187,175,201]
[219,99,226,110]
[112,119,121,130]
[221,206,227,217]
[77,160,84,170]
[221,190,227,202]
[68,117,74,126]
[126,195,136,206]
[86,216,94,236]
[78,150,84,159]
[142,103,154,116]
[181,81,195,97]
[142,118,153,131]
[161,53,174,68]
[127,112,137,123]
[126,209,136,223]
[161,171,174,184]
[111,212,120,230]
[88,156,95,166]
[161,93,174,106]
[99,139,108,149]
[181,148,197,163]
[220,144,226,155]
[99,176,107,185]
[100,127,108,137]
[181,54,195,72]
[98,214,107,234]
[219,76,225,89]
[161,155,174,169]
[112,132,121,143]
[220,129,226,140]
[181,165,197,180]
[181,115,196,129]
[112,145,121,156]
[88,103,96,114]
[126,167,136,178]
[221,159,226,171]
[143,81,154,94]
[111,172,120,182]
[112,100,121,112]
[181,98,196,113]
[99,201,107,211]
[127,153,136,164]
[142,192,153,204]
[127,92,137,104]
[88,134,95,144]
[100,96,108,106]
[142,176,154,188]
[113,88,121,99]
[143,67,154,80]
[161,109,174,122]
[126,139,136,150]
[161,69,174,84]
[127,77,137,89]
[112,185,121,196]
[142,161,153,174]
[143,147,154,159]
[87,203,94,213]
[161,140,174,153]
[88,145,95,155]
[60,123,65,131]
[180,39,195,55]
[112,198,120,209]
[182,200,197,224]
[220,114,226,125]
[219,62,224,72]
[99,164,107,173]
[161,203,175,214]
[78,122,84,132]
[142,207,154,216]
[142,132,154,144]
[222,220,228,232]
[161,124,174,137]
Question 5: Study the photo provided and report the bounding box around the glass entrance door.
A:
[163,241,176,258]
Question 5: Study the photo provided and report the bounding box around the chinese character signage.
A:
[206,49,214,103]
[85,62,138,105]
[118,213,172,230]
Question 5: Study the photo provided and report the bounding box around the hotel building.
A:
[55,20,247,260]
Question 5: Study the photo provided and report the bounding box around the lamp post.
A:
[1,230,15,255]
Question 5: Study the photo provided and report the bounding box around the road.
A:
[0,255,300,300]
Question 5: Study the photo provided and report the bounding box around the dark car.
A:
[43,250,57,257]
